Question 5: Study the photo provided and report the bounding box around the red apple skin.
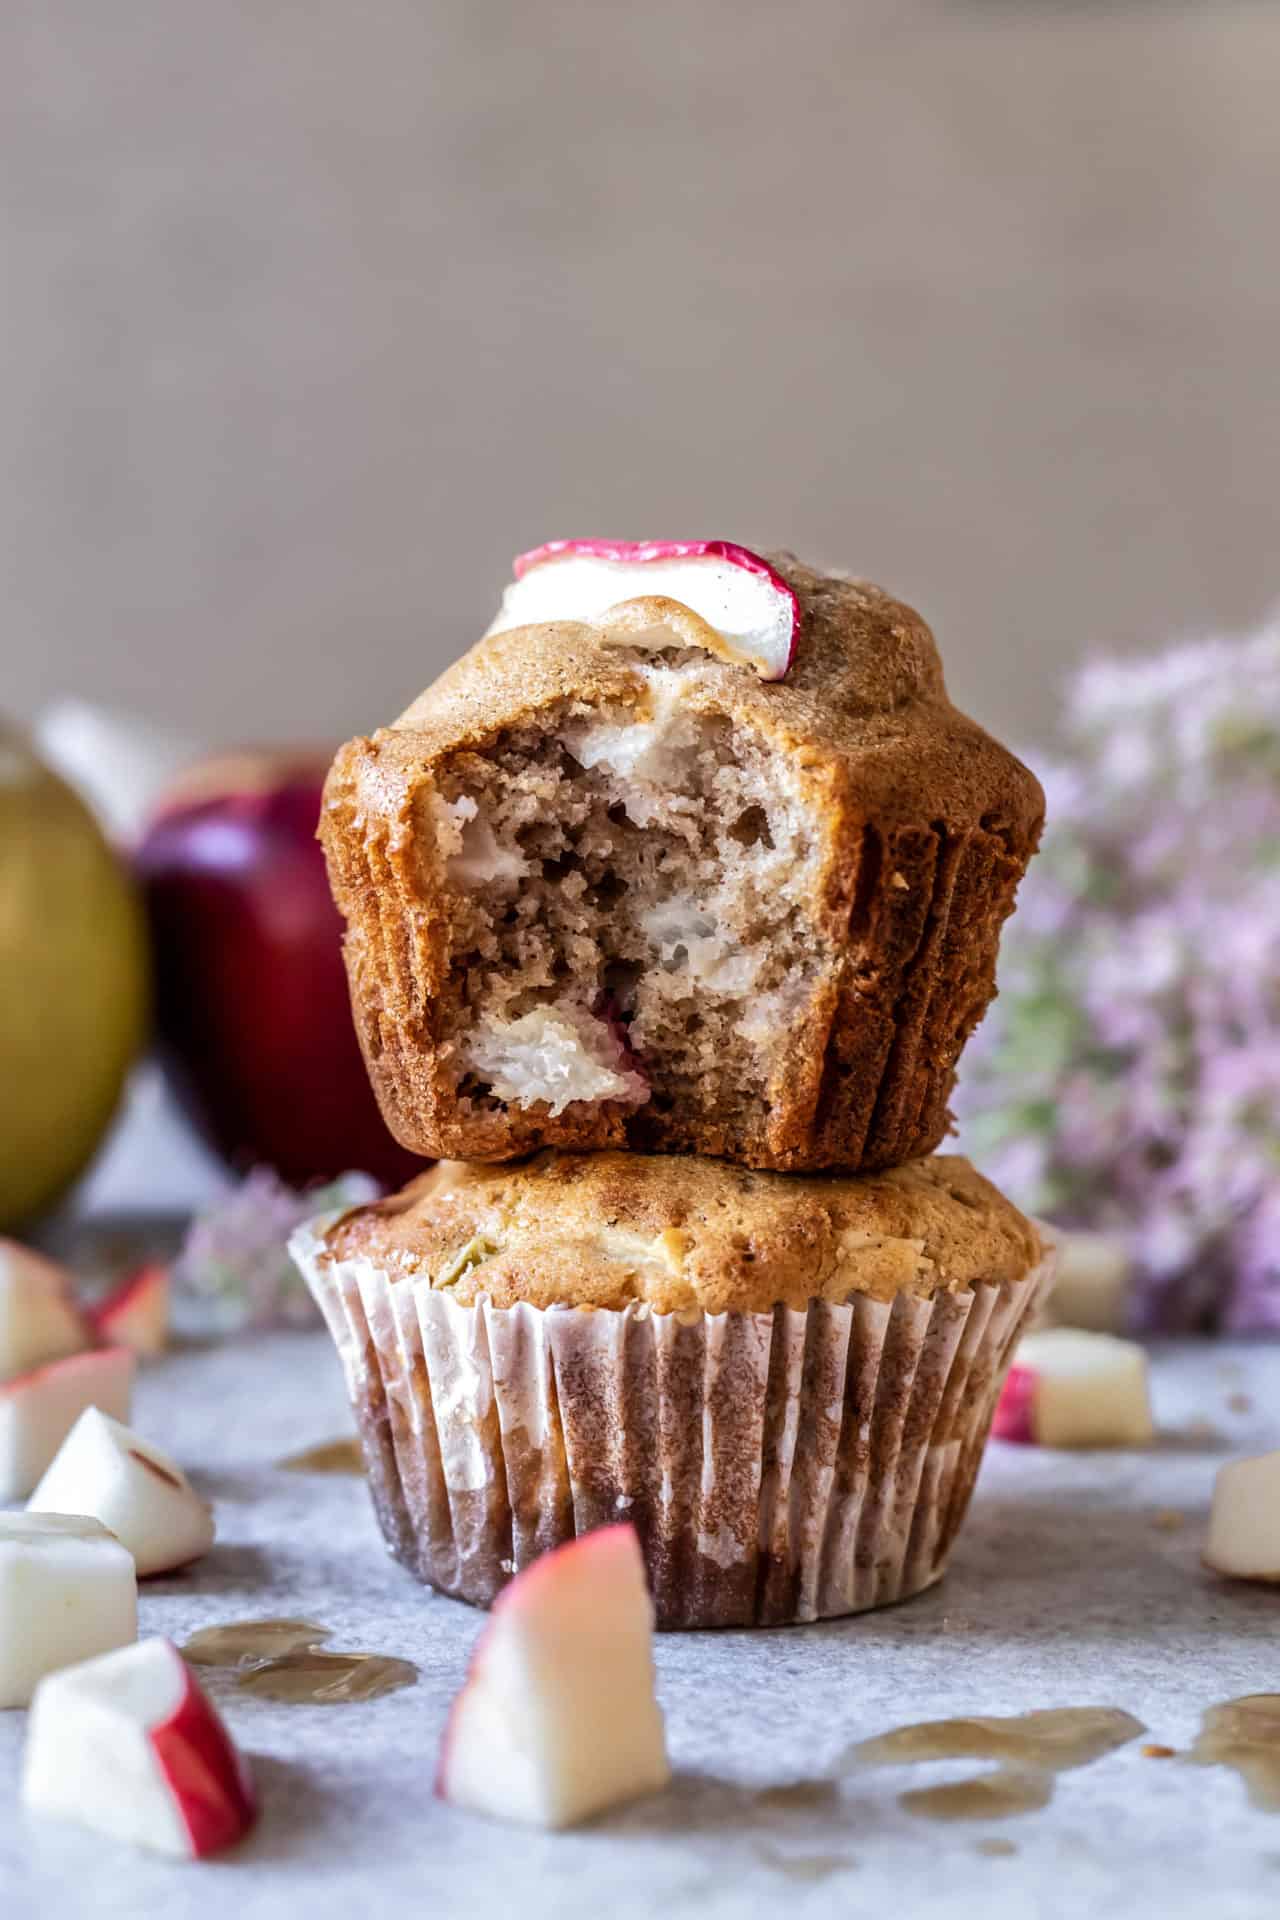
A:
[991,1363,1037,1444]
[90,1263,169,1355]
[153,1654,257,1857]
[135,756,425,1189]
[511,539,801,677]
[434,1523,640,1802]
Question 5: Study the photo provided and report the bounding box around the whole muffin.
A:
[291,1150,1052,1627]
[320,548,1044,1172]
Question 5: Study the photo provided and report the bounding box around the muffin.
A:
[320,548,1044,1173]
[291,1149,1052,1627]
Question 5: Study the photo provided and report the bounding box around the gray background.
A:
[5,0,1279,752]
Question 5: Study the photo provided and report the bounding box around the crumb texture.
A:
[321,556,1044,1169]
[322,1151,1042,1315]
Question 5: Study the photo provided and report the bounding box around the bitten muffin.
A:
[320,552,1044,1172]
[291,1151,1052,1628]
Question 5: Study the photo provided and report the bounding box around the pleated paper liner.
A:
[291,1219,1054,1628]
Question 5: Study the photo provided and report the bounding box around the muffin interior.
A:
[428,658,834,1134]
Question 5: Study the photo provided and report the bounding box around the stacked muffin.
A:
[291,543,1051,1627]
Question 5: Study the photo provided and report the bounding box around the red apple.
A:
[135,752,424,1189]
[991,1330,1154,1449]
[436,1524,669,1829]
[22,1638,257,1857]
[0,1239,92,1381]
[489,539,801,680]
[89,1264,170,1358]
[0,1346,135,1499]
[30,1406,215,1577]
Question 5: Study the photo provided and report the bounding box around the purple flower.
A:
[174,1167,381,1333]
[955,612,1280,1330]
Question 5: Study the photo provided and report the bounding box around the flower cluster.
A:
[955,616,1280,1330]
[174,1167,380,1332]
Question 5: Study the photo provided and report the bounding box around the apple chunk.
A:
[30,1407,214,1577]
[0,1239,90,1382]
[0,1514,137,1708]
[487,539,801,680]
[436,1523,670,1828]
[993,1329,1154,1448]
[0,1347,134,1500]
[1042,1230,1132,1334]
[1205,1452,1280,1583]
[22,1637,257,1857]
[89,1264,170,1358]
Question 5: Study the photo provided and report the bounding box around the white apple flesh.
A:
[0,1239,90,1381]
[436,1523,670,1829]
[487,539,800,680]
[30,1407,214,1577]
[90,1264,170,1358]
[992,1329,1154,1448]
[0,1347,134,1500]
[1042,1230,1132,1334]
[0,1514,137,1708]
[22,1637,257,1857]
[1205,1452,1280,1583]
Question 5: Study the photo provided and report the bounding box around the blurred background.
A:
[5,0,1279,748]
[4,0,1280,1334]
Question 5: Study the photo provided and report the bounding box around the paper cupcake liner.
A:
[291,1221,1054,1628]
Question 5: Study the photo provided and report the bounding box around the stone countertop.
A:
[2,1327,1279,1918]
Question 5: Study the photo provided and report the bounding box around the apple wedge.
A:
[1042,1230,1132,1335]
[436,1523,669,1828]
[22,1637,257,1857]
[487,539,801,680]
[1205,1452,1280,1583]
[0,1347,134,1500]
[992,1329,1154,1448]
[0,1239,90,1382]
[30,1407,214,1577]
[89,1264,170,1358]
[0,1514,137,1708]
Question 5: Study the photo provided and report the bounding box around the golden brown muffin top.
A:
[338,555,1043,851]
[320,1151,1043,1315]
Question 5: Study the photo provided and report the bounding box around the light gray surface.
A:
[6,1,1280,754]
[2,1329,1279,1917]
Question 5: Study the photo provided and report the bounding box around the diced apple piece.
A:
[1205,1452,1280,1583]
[89,1265,170,1358]
[22,1637,257,1857]
[0,1348,134,1500]
[488,539,801,680]
[1043,1230,1132,1334]
[0,1514,137,1708]
[30,1408,214,1577]
[991,1361,1037,1444]
[436,1523,670,1829]
[0,1239,91,1382]
[993,1329,1153,1448]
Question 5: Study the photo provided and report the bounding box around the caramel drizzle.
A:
[847,1706,1145,1821]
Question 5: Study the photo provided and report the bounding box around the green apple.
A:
[0,718,149,1228]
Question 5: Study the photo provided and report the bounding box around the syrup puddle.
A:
[847,1707,1145,1821]
[236,1650,418,1704]
[277,1438,365,1475]
[1189,1696,1280,1809]
[753,1780,840,1813]
[182,1619,418,1704]
[754,1844,855,1882]
[184,1619,331,1667]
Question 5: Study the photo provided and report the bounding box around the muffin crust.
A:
[321,556,1044,1171]
[321,1151,1042,1316]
